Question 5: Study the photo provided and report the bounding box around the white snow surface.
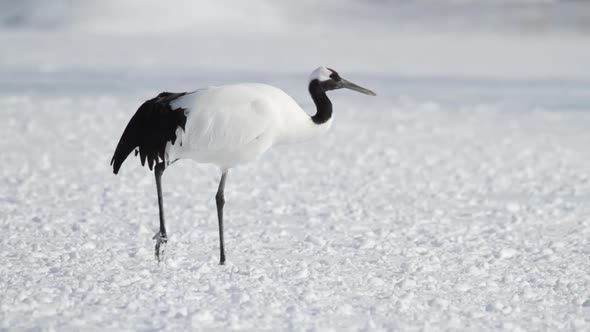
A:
[1,76,590,330]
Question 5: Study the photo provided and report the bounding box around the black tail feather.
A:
[111,92,189,174]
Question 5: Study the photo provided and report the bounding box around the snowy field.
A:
[2,76,590,331]
[2,0,590,331]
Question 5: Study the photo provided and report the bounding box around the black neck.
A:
[308,80,332,125]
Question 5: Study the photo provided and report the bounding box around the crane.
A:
[111,66,376,264]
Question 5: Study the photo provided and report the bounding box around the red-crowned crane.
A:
[111,67,376,264]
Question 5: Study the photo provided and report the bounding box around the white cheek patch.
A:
[309,66,333,82]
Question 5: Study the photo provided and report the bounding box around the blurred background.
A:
[1,0,589,96]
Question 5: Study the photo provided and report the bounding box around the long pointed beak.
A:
[340,79,377,96]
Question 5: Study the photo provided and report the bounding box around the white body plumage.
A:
[166,83,332,170]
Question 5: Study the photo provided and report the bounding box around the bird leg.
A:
[216,171,228,265]
[153,162,167,262]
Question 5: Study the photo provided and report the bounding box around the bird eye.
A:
[329,71,341,81]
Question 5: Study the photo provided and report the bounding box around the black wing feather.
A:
[111,92,189,174]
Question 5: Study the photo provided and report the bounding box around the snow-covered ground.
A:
[1,0,590,331]
[1,76,589,330]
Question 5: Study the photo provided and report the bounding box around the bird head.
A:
[309,66,376,96]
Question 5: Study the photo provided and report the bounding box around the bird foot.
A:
[153,231,167,262]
